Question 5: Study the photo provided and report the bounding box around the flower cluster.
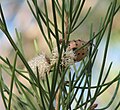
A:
[28,54,50,79]
[28,46,76,79]
[50,46,76,66]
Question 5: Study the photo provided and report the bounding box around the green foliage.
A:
[0,0,120,110]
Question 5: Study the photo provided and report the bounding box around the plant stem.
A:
[55,89,60,110]
[65,13,69,43]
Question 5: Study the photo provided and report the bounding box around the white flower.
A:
[50,46,76,66]
[28,54,50,79]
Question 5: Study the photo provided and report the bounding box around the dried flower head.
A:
[50,46,76,67]
[62,49,76,66]
[28,54,50,79]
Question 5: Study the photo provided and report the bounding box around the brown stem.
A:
[90,104,98,110]
[64,13,69,42]
[55,89,60,110]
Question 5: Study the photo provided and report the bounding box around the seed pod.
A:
[67,39,89,62]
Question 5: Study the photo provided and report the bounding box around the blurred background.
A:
[0,0,120,109]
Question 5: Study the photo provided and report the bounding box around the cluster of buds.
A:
[28,39,89,79]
